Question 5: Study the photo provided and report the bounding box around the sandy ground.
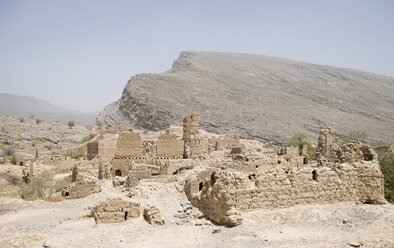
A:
[0,173,393,248]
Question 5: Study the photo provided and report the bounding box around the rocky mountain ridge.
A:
[98,51,394,145]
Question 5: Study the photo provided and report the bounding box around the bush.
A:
[3,146,15,156]
[342,130,368,144]
[2,138,11,145]
[19,118,24,123]
[65,151,85,159]
[10,154,17,165]
[375,147,394,203]
[20,170,56,199]
[35,119,42,125]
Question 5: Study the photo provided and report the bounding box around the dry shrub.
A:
[20,170,56,199]
[40,195,64,202]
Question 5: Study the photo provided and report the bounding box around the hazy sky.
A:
[1,0,393,112]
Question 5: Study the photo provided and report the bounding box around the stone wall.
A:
[91,198,140,224]
[87,142,99,160]
[210,134,241,151]
[98,139,117,158]
[156,133,184,159]
[116,132,143,157]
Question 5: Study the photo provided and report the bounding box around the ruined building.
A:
[91,198,140,224]
[183,112,209,158]
[111,132,144,177]
[185,127,385,227]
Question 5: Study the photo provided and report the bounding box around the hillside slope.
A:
[98,51,394,145]
[0,93,97,124]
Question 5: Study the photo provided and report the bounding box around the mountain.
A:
[98,51,394,145]
[0,93,97,125]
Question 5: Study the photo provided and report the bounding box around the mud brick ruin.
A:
[143,205,165,225]
[91,198,140,224]
[62,164,101,199]
[156,133,184,159]
[43,112,385,228]
[185,127,385,226]
[183,112,209,158]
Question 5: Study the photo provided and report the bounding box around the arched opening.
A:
[199,182,203,191]
[278,160,281,164]
[19,162,23,166]
[124,212,128,221]
[312,170,318,181]
[303,156,308,164]
[115,170,122,177]
[64,192,70,197]
[248,174,256,180]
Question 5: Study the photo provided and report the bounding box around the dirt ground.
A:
[0,171,393,248]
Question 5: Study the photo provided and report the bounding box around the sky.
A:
[0,0,393,112]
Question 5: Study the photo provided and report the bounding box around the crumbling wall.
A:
[125,163,154,187]
[277,145,308,166]
[187,160,384,227]
[210,134,241,151]
[156,133,184,159]
[91,198,140,224]
[116,132,143,157]
[62,174,101,199]
[98,158,112,180]
[143,205,165,225]
[98,139,117,158]
[183,112,209,158]
[315,127,340,165]
[87,142,99,160]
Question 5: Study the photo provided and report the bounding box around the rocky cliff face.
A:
[98,51,394,145]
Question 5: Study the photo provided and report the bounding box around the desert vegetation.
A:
[287,133,316,160]
[375,146,394,203]
[65,150,85,159]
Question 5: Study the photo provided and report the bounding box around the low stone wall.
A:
[91,198,140,224]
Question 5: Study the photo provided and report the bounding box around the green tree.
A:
[287,133,315,160]
[375,147,394,203]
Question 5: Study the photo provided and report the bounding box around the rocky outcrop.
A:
[143,205,165,225]
[98,51,394,145]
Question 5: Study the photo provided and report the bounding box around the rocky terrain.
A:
[0,93,97,125]
[0,164,393,248]
[98,51,394,145]
[0,115,93,157]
